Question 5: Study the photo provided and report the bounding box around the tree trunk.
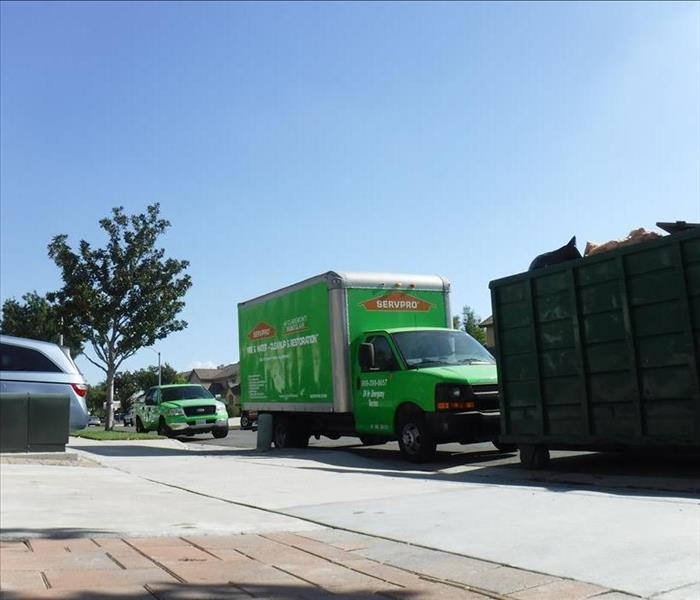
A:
[104,370,115,431]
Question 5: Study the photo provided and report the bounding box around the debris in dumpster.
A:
[528,236,581,271]
[584,227,662,257]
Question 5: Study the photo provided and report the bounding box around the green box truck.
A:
[238,272,501,461]
[490,225,700,468]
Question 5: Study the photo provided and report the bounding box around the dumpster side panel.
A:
[492,229,700,448]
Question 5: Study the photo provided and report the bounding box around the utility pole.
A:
[158,351,162,386]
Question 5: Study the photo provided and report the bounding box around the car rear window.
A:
[0,343,63,373]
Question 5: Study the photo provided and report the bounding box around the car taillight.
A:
[71,383,88,397]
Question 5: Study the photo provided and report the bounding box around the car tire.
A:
[213,426,229,439]
[157,417,173,438]
[135,417,145,433]
[397,409,436,463]
[240,414,250,429]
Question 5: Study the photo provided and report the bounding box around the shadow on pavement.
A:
[0,527,118,540]
[72,441,700,498]
[0,582,422,599]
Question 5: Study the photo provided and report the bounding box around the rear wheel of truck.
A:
[240,414,250,429]
[519,444,550,469]
[397,410,436,463]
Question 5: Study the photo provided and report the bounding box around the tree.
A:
[459,305,487,345]
[48,204,192,429]
[114,363,185,412]
[0,291,84,357]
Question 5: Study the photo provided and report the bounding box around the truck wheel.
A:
[135,417,145,433]
[157,417,173,438]
[240,414,250,429]
[273,417,292,449]
[397,411,436,463]
[493,441,518,453]
[213,426,229,439]
[359,435,385,446]
[519,444,550,469]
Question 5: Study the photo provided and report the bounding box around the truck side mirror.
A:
[359,343,375,371]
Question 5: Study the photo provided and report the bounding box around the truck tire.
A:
[519,444,550,469]
[240,414,250,429]
[135,417,145,433]
[213,426,229,439]
[397,410,436,463]
[273,417,292,449]
[158,417,174,438]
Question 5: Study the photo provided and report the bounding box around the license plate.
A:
[195,420,205,426]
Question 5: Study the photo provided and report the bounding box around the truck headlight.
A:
[166,408,184,416]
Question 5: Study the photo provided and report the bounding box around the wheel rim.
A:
[401,423,422,454]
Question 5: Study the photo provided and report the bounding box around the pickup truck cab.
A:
[134,384,229,438]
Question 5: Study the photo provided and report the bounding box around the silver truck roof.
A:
[239,271,450,308]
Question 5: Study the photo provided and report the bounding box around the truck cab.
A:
[354,327,500,461]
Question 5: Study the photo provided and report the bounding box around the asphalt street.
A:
[116,423,700,485]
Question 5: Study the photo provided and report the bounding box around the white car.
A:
[0,334,89,430]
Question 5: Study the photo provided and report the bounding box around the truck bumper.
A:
[168,418,228,432]
[425,411,500,443]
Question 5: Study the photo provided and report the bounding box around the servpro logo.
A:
[362,292,433,312]
[248,322,276,340]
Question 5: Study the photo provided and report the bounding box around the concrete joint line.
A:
[259,533,406,589]
[648,581,699,598]
[179,536,223,560]
[40,571,51,590]
[269,564,324,589]
[418,574,509,600]
[121,538,188,584]
[105,552,127,570]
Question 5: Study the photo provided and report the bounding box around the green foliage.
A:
[0,291,84,357]
[459,305,487,345]
[114,363,185,411]
[47,203,192,429]
[87,382,107,417]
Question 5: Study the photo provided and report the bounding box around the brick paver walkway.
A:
[0,533,497,599]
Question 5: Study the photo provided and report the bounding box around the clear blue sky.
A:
[1,1,699,384]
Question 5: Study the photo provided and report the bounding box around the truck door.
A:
[354,335,400,435]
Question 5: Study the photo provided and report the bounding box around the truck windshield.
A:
[392,330,495,368]
[160,386,213,402]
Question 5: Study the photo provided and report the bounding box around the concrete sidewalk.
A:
[1,530,630,600]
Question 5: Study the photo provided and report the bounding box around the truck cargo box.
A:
[238,271,451,413]
[489,227,700,466]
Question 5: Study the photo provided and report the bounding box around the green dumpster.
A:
[490,226,700,468]
[0,393,70,453]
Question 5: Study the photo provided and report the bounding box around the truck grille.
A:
[472,384,499,411]
[183,405,216,417]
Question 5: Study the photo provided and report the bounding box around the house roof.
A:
[185,363,239,383]
[479,315,493,327]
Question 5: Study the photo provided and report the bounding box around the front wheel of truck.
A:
[158,417,174,438]
[213,426,229,439]
[397,410,436,463]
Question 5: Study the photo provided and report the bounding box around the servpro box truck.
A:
[238,271,502,461]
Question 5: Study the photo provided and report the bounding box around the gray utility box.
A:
[0,393,70,453]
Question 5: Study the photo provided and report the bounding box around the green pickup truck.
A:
[133,384,229,439]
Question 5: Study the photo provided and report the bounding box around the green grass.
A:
[70,429,164,441]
